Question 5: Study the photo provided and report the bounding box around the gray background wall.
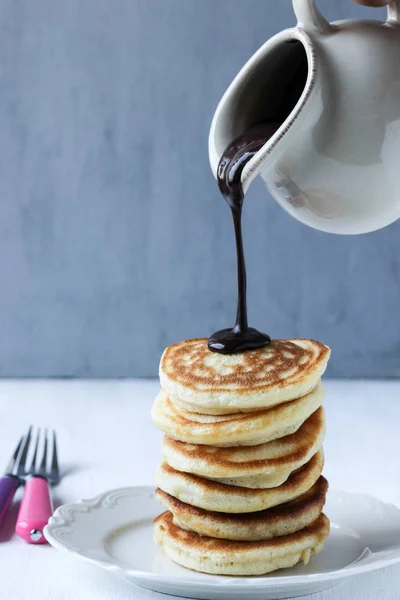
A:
[0,0,398,378]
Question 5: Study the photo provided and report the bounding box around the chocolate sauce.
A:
[208,122,282,354]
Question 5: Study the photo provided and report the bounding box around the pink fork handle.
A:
[16,477,53,544]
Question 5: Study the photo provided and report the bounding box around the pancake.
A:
[151,384,324,447]
[159,338,330,415]
[156,476,328,541]
[161,407,325,488]
[154,511,330,576]
[156,450,324,514]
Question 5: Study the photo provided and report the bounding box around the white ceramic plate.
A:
[44,486,400,600]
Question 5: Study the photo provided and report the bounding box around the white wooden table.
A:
[0,379,399,600]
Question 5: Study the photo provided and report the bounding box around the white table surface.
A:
[0,379,399,600]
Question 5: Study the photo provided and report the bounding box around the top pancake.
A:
[160,338,330,415]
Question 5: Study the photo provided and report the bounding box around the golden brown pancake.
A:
[159,338,330,415]
[156,476,328,541]
[161,407,325,488]
[151,384,324,447]
[156,450,324,513]
[154,510,330,575]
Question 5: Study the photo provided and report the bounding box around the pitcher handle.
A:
[292,0,331,33]
[294,0,400,31]
[387,0,400,25]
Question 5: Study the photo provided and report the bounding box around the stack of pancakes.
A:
[152,338,331,576]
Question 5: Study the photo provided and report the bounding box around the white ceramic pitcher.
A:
[209,0,400,234]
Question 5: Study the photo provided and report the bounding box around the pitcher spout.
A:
[208,26,318,194]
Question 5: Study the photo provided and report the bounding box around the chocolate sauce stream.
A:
[208,122,281,354]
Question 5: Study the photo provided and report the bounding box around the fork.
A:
[15,427,60,544]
